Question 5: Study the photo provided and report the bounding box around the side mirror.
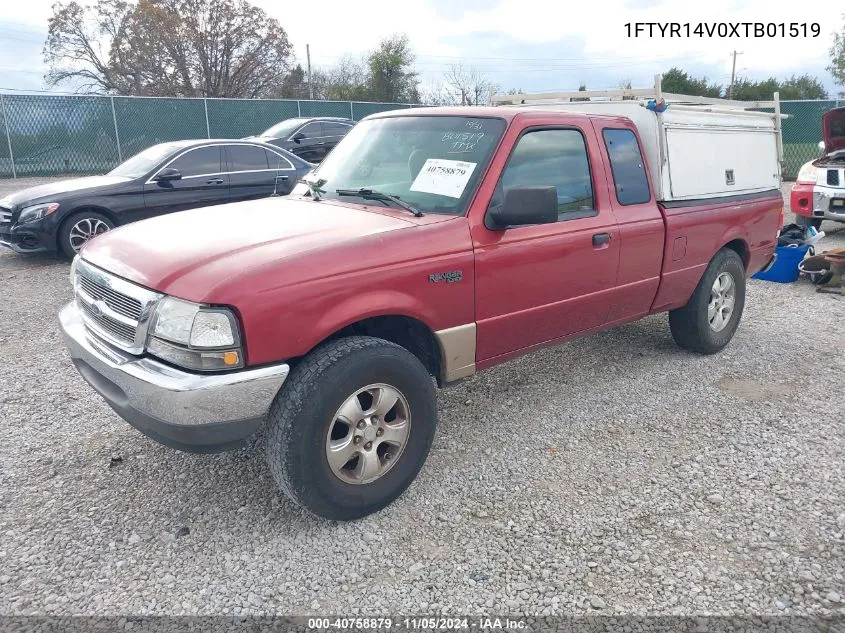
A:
[292,132,306,143]
[818,140,826,152]
[486,186,558,229]
[154,167,182,182]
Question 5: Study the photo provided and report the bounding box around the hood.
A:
[822,107,845,154]
[81,196,415,299]
[0,175,131,209]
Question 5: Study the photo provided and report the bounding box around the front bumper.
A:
[59,302,290,453]
[0,223,51,253]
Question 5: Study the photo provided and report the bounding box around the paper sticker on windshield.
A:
[410,159,477,198]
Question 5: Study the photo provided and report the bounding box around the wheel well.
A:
[57,206,118,248]
[322,316,442,382]
[722,239,750,270]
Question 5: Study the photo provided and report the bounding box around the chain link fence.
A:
[778,99,843,179]
[0,93,842,179]
[0,94,416,178]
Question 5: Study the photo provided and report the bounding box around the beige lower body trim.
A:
[434,323,476,382]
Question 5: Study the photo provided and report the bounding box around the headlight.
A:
[147,297,243,371]
[17,202,60,224]
[796,163,819,184]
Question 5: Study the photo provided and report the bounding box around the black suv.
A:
[248,117,354,163]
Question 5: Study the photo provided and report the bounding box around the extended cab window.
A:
[168,146,221,178]
[499,129,595,219]
[602,128,650,205]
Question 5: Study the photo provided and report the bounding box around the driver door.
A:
[289,122,325,162]
[472,122,620,362]
[142,146,229,220]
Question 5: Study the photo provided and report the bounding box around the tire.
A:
[58,211,114,259]
[266,336,437,520]
[793,215,822,230]
[669,248,746,355]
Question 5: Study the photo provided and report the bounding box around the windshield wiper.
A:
[335,188,423,217]
[299,177,327,201]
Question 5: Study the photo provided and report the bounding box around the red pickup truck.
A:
[60,106,783,519]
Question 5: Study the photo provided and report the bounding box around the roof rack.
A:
[491,74,780,109]
[491,73,785,161]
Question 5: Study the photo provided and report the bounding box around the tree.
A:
[271,64,308,99]
[829,13,845,87]
[322,55,370,101]
[366,34,419,103]
[419,82,459,106]
[44,0,294,97]
[774,74,828,99]
[443,64,497,105]
[729,74,826,100]
[661,67,722,97]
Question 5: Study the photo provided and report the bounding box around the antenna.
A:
[270,155,286,197]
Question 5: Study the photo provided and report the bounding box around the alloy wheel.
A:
[325,383,411,485]
[708,272,736,332]
[69,217,111,252]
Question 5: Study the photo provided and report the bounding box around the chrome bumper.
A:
[59,302,290,452]
[811,186,845,222]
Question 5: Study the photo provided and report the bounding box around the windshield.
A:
[261,118,308,138]
[302,115,506,216]
[108,143,180,179]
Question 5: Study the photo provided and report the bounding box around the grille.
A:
[828,170,840,187]
[0,207,11,224]
[78,273,143,320]
[79,299,136,344]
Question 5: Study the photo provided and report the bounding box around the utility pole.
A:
[306,44,313,100]
[728,50,743,99]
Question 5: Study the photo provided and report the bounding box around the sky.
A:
[0,0,842,99]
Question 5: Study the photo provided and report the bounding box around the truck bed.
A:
[651,191,783,313]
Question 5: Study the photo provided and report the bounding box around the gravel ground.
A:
[0,178,844,618]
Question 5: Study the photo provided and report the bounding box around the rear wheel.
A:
[58,211,114,258]
[669,248,746,355]
[793,215,822,230]
[266,336,437,520]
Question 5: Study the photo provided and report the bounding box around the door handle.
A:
[206,178,224,185]
[274,175,289,180]
[592,232,612,247]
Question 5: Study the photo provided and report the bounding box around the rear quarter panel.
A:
[651,192,781,312]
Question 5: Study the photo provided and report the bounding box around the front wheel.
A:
[669,248,746,355]
[266,336,437,520]
[58,211,114,258]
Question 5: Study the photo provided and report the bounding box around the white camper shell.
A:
[492,76,784,203]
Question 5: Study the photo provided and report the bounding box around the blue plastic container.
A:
[753,244,811,283]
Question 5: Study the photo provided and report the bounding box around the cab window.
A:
[499,128,595,220]
[602,128,651,205]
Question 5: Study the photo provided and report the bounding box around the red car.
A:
[60,106,783,520]
[790,107,845,229]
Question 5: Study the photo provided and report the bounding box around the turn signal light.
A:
[223,351,240,366]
